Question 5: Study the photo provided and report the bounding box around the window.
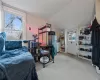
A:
[4,11,23,40]
[68,31,76,41]
[3,6,26,40]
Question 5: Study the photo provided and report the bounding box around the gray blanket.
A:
[0,47,38,80]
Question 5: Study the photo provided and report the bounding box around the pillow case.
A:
[5,41,22,50]
[0,32,6,51]
[0,32,6,40]
[0,37,4,52]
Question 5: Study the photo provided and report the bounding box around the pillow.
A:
[0,32,6,40]
[0,37,4,52]
[5,41,22,50]
[0,32,6,51]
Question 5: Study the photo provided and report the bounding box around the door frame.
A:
[67,28,78,55]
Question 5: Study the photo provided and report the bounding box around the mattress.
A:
[0,47,38,80]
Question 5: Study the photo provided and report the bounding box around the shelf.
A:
[39,25,51,30]
[79,44,92,46]
[79,51,92,53]
[79,51,92,57]
[78,27,92,62]
[79,34,91,37]
[79,40,91,41]
[79,45,92,49]
[39,31,49,34]
[79,50,92,53]
[78,55,91,61]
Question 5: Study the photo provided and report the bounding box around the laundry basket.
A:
[39,49,50,68]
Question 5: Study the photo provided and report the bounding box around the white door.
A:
[67,29,78,55]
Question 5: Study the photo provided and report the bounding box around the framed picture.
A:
[68,31,76,41]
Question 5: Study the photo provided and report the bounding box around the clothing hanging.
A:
[91,18,100,69]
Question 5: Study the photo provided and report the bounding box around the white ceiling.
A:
[2,0,95,29]
[49,0,95,29]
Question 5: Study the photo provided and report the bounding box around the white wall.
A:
[49,0,95,29]
[0,0,3,32]
[50,24,61,39]
[96,0,100,24]
[26,14,47,40]
[2,0,95,30]
[0,0,1,31]
[1,2,61,41]
[3,6,27,40]
[0,3,48,40]
[65,29,68,53]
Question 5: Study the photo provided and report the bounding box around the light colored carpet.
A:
[37,54,100,80]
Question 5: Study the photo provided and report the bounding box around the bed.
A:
[0,40,38,80]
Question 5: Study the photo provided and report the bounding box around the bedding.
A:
[0,37,4,53]
[0,47,38,80]
[0,32,6,51]
[0,32,6,40]
[5,41,22,50]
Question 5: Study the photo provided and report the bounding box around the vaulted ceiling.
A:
[2,0,95,29]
